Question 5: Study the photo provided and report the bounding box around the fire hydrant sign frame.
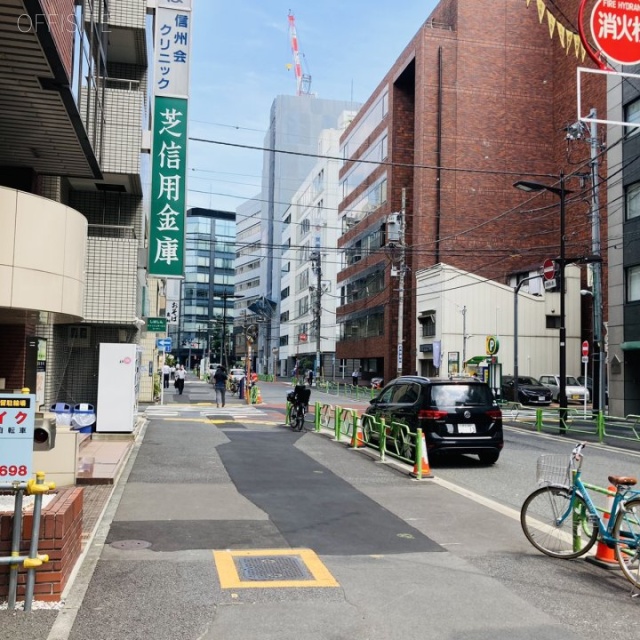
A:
[0,394,35,481]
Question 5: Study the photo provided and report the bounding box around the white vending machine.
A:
[96,343,141,433]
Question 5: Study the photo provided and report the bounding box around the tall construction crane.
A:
[287,11,312,96]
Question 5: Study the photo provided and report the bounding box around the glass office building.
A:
[171,208,236,368]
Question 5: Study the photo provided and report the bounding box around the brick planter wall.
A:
[0,487,83,602]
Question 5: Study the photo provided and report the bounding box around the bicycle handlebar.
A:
[571,441,587,461]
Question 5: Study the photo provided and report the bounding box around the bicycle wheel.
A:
[294,409,305,432]
[613,497,640,589]
[288,405,297,429]
[520,486,598,558]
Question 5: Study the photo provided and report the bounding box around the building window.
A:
[627,265,640,302]
[625,98,640,137]
[546,316,561,329]
[419,313,436,337]
[626,182,640,221]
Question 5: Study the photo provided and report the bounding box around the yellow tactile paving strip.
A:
[213,548,339,589]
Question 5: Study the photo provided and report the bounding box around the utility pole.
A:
[396,188,406,379]
[311,252,322,380]
[461,305,468,367]
[588,109,605,413]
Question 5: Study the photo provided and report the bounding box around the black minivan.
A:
[364,376,503,464]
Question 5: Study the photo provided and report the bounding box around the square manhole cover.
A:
[213,548,339,589]
[236,555,312,581]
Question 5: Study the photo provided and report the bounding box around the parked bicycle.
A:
[287,384,311,432]
[520,441,640,590]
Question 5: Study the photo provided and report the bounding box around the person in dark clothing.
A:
[213,365,228,408]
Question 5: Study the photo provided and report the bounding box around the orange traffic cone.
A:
[350,422,365,448]
[412,431,433,478]
[256,387,263,404]
[588,485,618,568]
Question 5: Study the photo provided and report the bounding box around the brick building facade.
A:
[335,0,607,385]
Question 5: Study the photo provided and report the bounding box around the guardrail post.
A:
[535,409,543,431]
[314,401,320,432]
[596,410,604,443]
[24,472,52,612]
[7,487,25,609]
[379,418,387,462]
[335,406,341,441]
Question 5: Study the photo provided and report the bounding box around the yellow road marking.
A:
[212,548,339,589]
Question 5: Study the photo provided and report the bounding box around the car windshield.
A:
[518,377,540,385]
[431,384,494,407]
[566,376,581,386]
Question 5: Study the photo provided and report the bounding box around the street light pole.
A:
[513,275,539,403]
[514,172,570,433]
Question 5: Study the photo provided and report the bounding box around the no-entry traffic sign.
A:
[582,340,589,357]
[543,259,556,280]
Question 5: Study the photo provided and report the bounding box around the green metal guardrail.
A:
[309,399,620,491]
[498,402,640,445]
[315,380,378,402]
[312,401,417,467]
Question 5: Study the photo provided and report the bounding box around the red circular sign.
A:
[582,340,589,357]
[591,0,640,66]
[542,259,556,280]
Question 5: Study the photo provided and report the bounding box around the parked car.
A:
[538,374,590,403]
[577,375,609,406]
[500,375,552,405]
[230,368,246,383]
[364,376,503,464]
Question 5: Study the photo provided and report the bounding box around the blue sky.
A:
[187,1,438,212]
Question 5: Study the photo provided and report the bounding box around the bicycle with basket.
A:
[287,384,311,432]
[520,441,640,592]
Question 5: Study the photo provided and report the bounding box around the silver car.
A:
[538,374,590,404]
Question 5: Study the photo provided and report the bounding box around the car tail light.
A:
[419,409,448,420]
[486,409,502,420]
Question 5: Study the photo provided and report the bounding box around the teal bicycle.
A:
[520,442,640,590]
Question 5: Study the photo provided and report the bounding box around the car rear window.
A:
[430,383,494,407]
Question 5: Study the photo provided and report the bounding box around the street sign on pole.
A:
[0,393,35,482]
[542,259,556,280]
[147,317,167,332]
[582,340,589,357]
[156,337,172,351]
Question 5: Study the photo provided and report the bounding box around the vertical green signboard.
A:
[148,96,188,277]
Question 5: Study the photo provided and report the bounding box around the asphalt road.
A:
[2,378,640,639]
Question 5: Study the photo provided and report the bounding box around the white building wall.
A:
[278,118,353,377]
[416,263,584,379]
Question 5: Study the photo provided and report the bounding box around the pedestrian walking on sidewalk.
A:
[213,365,228,407]
[162,363,170,389]
[175,364,186,395]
